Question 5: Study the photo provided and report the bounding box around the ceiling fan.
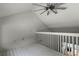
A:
[33,3,67,15]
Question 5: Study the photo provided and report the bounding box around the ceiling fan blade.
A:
[47,3,51,6]
[53,3,58,6]
[47,11,50,15]
[40,10,47,15]
[55,7,67,10]
[51,3,57,6]
[33,8,44,12]
[33,3,46,7]
[55,3,65,7]
[52,9,57,14]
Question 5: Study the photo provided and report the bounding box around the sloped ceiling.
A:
[0,3,33,18]
[34,3,79,28]
[0,3,79,28]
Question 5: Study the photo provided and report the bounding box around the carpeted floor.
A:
[0,43,62,56]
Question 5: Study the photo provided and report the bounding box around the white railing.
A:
[36,32,79,56]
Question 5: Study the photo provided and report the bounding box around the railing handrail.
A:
[36,32,79,37]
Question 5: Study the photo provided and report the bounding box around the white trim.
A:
[36,32,79,37]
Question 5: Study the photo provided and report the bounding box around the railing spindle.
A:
[58,35,60,52]
[72,36,75,56]
[76,37,78,56]
[62,35,65,55]
[60,35,62,53]
[65,36,68,56]
[68,36,71,56]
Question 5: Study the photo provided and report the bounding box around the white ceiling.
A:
[0,3,33,18]
[0,3,79,28]
[35,3,79,28]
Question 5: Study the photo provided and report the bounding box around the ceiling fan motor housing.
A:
[45,5,55,10]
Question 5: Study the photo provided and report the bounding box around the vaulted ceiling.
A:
[0,3,79,28]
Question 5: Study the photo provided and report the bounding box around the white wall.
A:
[0,24,2,48]
[1,11,47,48]
[35,3,79,28]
